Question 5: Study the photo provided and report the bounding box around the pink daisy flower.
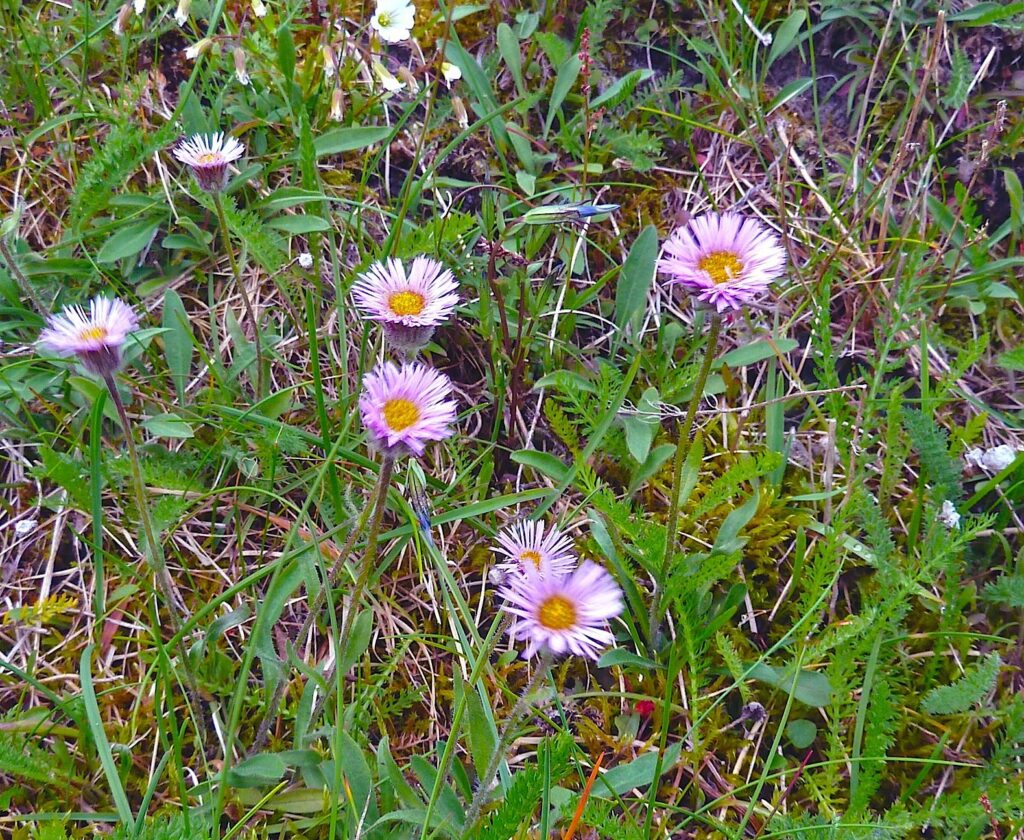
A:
[494,520,576,578]
[359,361,457,457]
[657,211,787,313]
[351,256,459,352]
[38,295,139,378]
[173,132,245,194]
[498,560,623,660]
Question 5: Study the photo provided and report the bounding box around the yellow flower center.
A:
[699,251,744,284]
[377,11,392,26]
[388,290,425,316]
[196,152,221,164]
[519,550,542,569]
[537,594,577,631]
[78,325,108,341]
[382,397,420,432]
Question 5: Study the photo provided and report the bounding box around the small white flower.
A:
[174,0,190,25]
[234,47,250,85]
[133,0,144,14]
[14,519,38,536]
[298,253,313,269]
[251,0,267,16]
[370,0,415,43]
[440,61,461,85]
[937,500,961,529]
[372,61,404,93]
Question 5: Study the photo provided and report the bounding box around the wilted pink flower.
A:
[173,132,245,194]
[494,520,576,577]
[359,361,457,457]
[498,560,623,660]
[658,211,786,313]
[38,296,139,377]
[351,256,458,352]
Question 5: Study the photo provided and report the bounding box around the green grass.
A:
[2,0,1024,838]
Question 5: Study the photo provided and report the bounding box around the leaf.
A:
[544,55,582,136]
[621,387,660,463]
[265,214,332,234]
[161,289,193,405]
[590,69,653,110]
[981,574,1024,608]
[786,719,817,748]
[510,450,570,482]
[998,346,1024,371]
[595,741,682,797]
[496,22,524,94]
[338,609,373,675]
[80,645,134,825]
[466,689,498,778]
[276,22,295,81]
[614,225,658,332]
[921,653,1001,715]
[143,413,195,439]
[712,491,761,555]
[719,338,798,368]
[313,126,393,157]
[766,9,807,69]
[748,662,833,707]
[227,752,288,788]
[597,648,663,670]
[96,219,160,263]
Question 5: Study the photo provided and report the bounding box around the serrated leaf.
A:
[922,653,1001,715]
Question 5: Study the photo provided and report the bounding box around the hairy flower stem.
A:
[308,455,395,727]
[213,193,264,398]
[103,375,205,737]
[0,236,47,316]
[249,461,387,754]
[650,312,722,641]
[462,650,554,835]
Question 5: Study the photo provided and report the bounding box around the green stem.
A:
[0,236,47,316]
[651,312,722,639]
[462,651,554,836]
[213,192,264,398]
[309,454,395,727]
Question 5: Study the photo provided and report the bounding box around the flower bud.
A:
[174,0,190,26]
[233,47,250,85]
[330,87,345,121]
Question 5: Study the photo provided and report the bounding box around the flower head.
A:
[498,560,623,660]
[371,0,415,43]
[658,211,786,313]
[494,520,576,577]
[372,61,404,93]
[174,0,190,25]
[351,256,458,351]
[173,132,245,194]
[359,361,457,457]
[38,295,139,378]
